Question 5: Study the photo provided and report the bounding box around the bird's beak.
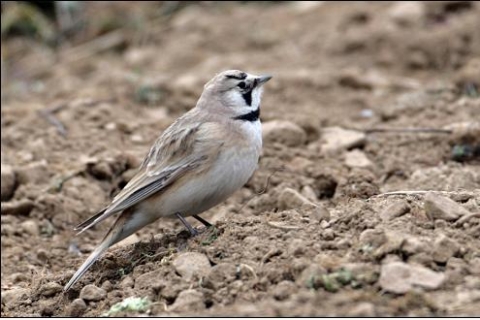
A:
[256,75,272,86]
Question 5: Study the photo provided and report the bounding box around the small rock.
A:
[130,134,144,143]
[278,188,330,222]
[434,219,448,229]
[135,271,165,292]
[1,199,34,216]
[424,192,470,221]
[1,165,16,201]
[344,150,373,168]
[80,284,107,302]
[288,238,306,257]
[170,289,205,312]
[87,161,113,180]
[310,204,330,222]
[111,234,140,250]
[338,169,379,198]
[408,252,434,266]
[301,185,318,202]
[101,280,113,292]
[249,193,274,214]
[388,1,424,26]
[432,234,460,263]
[204,263,237,290]
[68,298,87,317]
[278,188,316,210]
[322,228,335,241]
[272,280,298,301]
[40,282,62,297]
[359,229,387,249]
[173,252,211,281]
[379,261,445,294]
[347,302,376,317]
[262,120,307,147]
[39,300,56,316]
[20,219,39,236]
[120,275,135,289]
[320,127,366,153]
[296,264,326,289]
[15,160,50,185]
[1,288,31,308]
[401,236,430,256]
[380,200,410,221]
[469,258,480,275]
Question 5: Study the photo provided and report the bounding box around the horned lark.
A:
[64,70,272,291]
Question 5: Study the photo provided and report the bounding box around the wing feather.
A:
[74,119,221,232]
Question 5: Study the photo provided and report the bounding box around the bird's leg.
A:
[193,215,212,228]
[175,213,198,237]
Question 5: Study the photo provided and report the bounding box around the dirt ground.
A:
[1,1,480,317]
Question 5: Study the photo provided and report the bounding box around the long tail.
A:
[64,211,136,291]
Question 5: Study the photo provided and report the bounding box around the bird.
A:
[63,70,272,291]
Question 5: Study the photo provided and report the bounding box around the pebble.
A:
[1,199,34,216]
[120,275,135,289]
[469,258,480,275]
[40,282,62,297]
[278,188,330,222]
[344,150,373,168]
[173,252,211,281]
[432,234,460,263]
[301,185,318,202]
[380,200,410,221]
[15,160,49,185]
[388,1,424,26]
[322,228,335,241]
[320,127,366,153]
[135,271,165,292]
[424,192,470,221]
[379,261,445,294]
[272,280,298,301]
[296,264,326,289]
[68,298,87,317]
[359,229,387,249]
[170,289,205,312]
[401,236,429,256]
[20,219,39,236]
[1,165,17,201]
[278,188,316,210]
[1,288,32,308]
[204,263,237,290]
[262,120,307,147]
[39,300,56,316]
[347,302,376,317]
[80,284,107,302]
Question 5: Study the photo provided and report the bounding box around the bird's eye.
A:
[237,81,246,89]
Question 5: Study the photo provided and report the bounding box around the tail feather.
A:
[63,241,111,292]
[64,209,141,291]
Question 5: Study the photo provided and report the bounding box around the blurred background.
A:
[1,1,479,317]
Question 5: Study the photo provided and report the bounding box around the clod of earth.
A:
[379,261,445,294]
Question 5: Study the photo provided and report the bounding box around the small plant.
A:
[102,297,150,316]
[201,227,219,246]
[321,268,354,293]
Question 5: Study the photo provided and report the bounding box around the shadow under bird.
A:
[64,70,272,291]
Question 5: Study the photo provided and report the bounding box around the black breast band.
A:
[233,108,260,122]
